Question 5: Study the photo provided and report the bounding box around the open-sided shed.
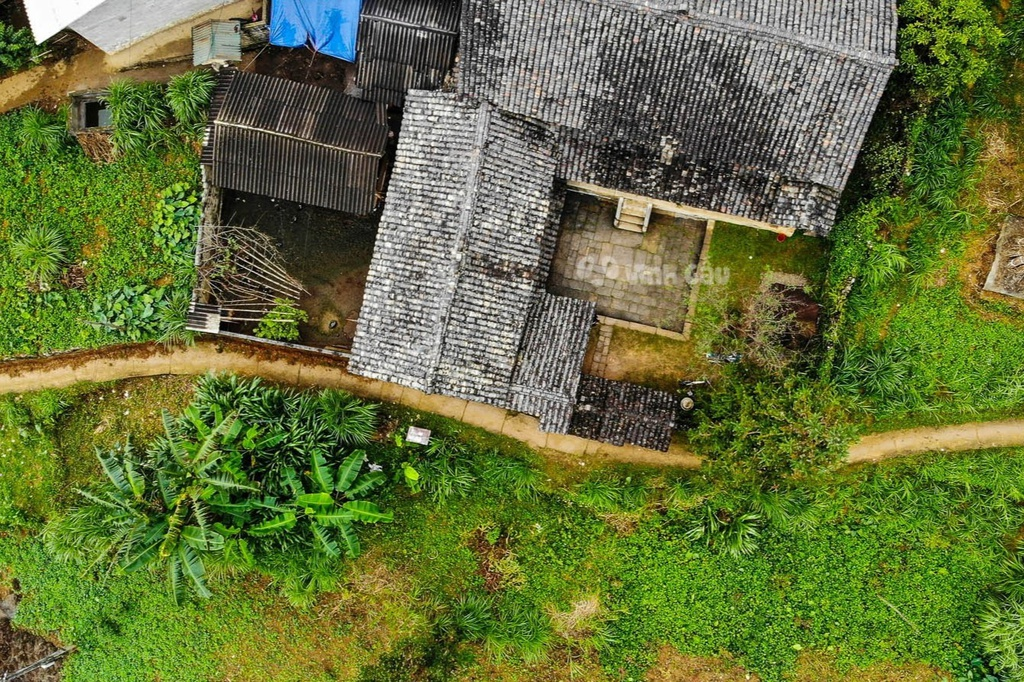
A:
[202,70,389,214]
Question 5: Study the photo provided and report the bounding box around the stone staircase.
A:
[614,197,653,233]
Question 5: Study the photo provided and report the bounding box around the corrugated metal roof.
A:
[204,71,389,214]
[356,0,460,105]
[193,20,242,66]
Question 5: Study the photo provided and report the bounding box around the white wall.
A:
[69,0,239,53]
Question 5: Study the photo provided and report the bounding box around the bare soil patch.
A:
[0,590,64,682]
[645,646,757,682]
[790,650,949,682]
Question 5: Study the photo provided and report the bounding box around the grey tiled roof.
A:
[357,0,460,105]
[204,71,389,214]
[570,375,679,452]
[510,294,596,433]
[350,90,593,427]
[458,0,897,233]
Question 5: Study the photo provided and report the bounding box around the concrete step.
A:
[614,197,653,233]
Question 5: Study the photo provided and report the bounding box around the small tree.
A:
[898,0,1003,98]
[254,298,308,342]
[0,22,45,75]
[689,371,857,480]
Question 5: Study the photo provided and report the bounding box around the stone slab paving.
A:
[549,193,706,332]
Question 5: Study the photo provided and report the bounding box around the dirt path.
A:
[0,340,701,469]
[848,420,1024,462]
[1,341,1022,466]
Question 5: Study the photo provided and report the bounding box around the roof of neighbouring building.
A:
[356,0,461,105]
[458,0,898,234]
[349,90,595,432]
[569,375,679,452]
[202,70,389,214]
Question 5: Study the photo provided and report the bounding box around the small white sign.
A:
[406,426,431,446]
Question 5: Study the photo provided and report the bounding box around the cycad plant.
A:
[19,105,69,154]
[11,224,68,290]
[165,70,216,137]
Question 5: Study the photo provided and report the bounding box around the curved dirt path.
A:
[1,341,1022,465]
[0,340,701,469]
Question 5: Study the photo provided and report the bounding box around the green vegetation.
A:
[0,21,45,75]
[103,71,215,156]
[1,377,1023,681]
[690,372,857,479]
[824,6,1024,424]
[898,0,1004,97]
[0,108,199,357]
[255,299,309,342]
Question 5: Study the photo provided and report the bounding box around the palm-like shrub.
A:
[11,224,68,290]
[19,106,69,154]
[166,70,216,137]
[684,505,762,558]
[155,287,196,346]
[981,597,1024,681]
[104,79,170,155]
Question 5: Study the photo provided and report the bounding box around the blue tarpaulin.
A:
[270,0,362,62]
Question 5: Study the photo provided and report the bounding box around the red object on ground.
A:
[776,232,788,242]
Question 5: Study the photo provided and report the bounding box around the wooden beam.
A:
[566,181,799,237]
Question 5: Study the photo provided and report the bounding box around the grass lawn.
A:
[0,111,198,358]
[597,223,829,389]
[706,223,828,305]
[1,377,1019,681]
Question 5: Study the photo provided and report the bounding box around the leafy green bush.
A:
[0,22,45,74]
[92,284,170,341]
[152,182,201,274]
[689,371,857,480]
[254,298,308,342]
[898,0,1003,98]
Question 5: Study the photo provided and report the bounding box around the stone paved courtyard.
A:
[548,192,706,331]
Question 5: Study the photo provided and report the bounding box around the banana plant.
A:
[247,449,391,559]
[46,409,260,604]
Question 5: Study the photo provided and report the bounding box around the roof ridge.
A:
[421,98,493,390]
